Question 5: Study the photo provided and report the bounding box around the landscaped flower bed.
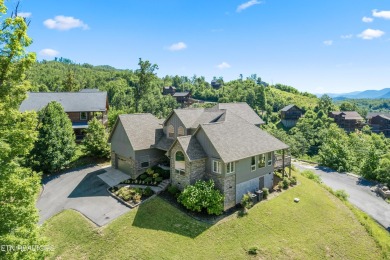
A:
[109,186,154,208]
[120,166,170,186]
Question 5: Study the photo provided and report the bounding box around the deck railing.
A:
[274,155,291,169]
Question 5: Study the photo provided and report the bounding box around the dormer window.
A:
[178,126,185,136]
[168,125,174,138]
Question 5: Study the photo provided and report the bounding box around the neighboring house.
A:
[367,112,390,137]
[172,91,192,107]
[19,90,108,140]
[109,102,290,210]
[211,79,222,89]
[162,86,176,95]
[329,111,364,133]
[280,104,304,128]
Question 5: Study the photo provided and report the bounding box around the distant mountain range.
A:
[318,88,390,100]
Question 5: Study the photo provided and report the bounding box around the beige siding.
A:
[110,121,135,158]
[164,113,186,139]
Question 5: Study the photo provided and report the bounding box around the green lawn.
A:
[42,175,387,259]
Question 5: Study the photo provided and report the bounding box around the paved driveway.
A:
[294,162,390,231]
[37,166,131,226]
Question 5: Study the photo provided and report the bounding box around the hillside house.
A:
[329,111,364,133]
[109,102,290,210]
[162,86,176,95]
[280,104,303,127]
[211,79,222,89]
[367,112,390,137]
[19,90,108,140]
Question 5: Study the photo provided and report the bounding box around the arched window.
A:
[178,126,185,136]
[168,125,174,138]
[175,151,185,175]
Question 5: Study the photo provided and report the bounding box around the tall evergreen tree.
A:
[82,117,110,158]
[30,102,76,173]
[0,2,47,258]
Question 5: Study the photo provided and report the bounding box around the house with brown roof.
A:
[19,89,109,140]
[280,104,304,128]
[367,112,390,137]
[109,102,289,210]
[329,111,364,133]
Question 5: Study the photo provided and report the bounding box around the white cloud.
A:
[216,62,231,69]
[237,0,261,12]
[43,15,89,31]
[357,29,385,40]
[323,40,333,46]
[39,48,59,57]
[362,16,373,23]
[168,42,187,51]
[341,34,353,39]
[17,12,32,18]
[372,9,390,20]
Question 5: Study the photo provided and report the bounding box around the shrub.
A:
[335,189,349,201]
[116,187,133,201]
[133,193,142,203]
[160,169,170,179]
[144,177,153,183]
[139,174,147,180]
[282,177,290,189]
[301,170,321,183]
[155,177,163,183]
[241,193,253,209]
[278,181,283,190]
[262,188,269,199]
[167,184,180,197]
[146,168,154,176]
[143,186,153,196]
[177,180,224,215]
[248,246,258,255]
[290,176,297,185]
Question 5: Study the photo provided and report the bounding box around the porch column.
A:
[282,149,285,177]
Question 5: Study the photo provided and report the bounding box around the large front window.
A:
[80,112,87,120]
[175,151,185,175]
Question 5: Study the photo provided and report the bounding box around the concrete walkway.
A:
[37,166,131,226]
[294,161,390,231]
[98,167,130,187]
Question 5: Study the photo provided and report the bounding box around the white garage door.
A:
[236,177,260,204]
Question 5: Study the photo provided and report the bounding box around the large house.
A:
[367,112,390,137]
[280,104,304,128]
[19,89,108,140]
[109,103,290,210]
[329,111,364,133]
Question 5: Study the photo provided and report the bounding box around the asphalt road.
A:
[37,166,130,226]
[294,162,390,231]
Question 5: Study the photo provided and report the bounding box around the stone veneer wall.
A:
[205,172,236,210]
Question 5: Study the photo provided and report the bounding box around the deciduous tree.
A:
[82,117,110,158]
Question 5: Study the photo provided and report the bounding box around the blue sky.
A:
[9,0,390,93]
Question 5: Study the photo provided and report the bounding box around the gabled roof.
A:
[109,114,163,151]
[372,114,390,121]
[280,104,301,112]
[197,111,288,163]
[164,86,176,90]
[19,91,108,112]
[190,110,225,128]
[154,135,175,151]
[174,136,207,161]
[331,111,363,120]
[164,108,205,128]
[212,102,264,125]
[367,112,390,119]
[173,92,190,97]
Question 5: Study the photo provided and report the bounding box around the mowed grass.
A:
[42,175,386,259]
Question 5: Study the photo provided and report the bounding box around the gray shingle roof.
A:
[190,110,225,128]
[367,112,390,119]
[173,92,190,97]
[19,92,108,112]
[115,114,163,151]
[280,104,301,112]
[199,111,288,163]
[213,102,264,125]
[331,111,363,120]
[170,108,205,128]
[154,135,175,151]
[176,136,207,161]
